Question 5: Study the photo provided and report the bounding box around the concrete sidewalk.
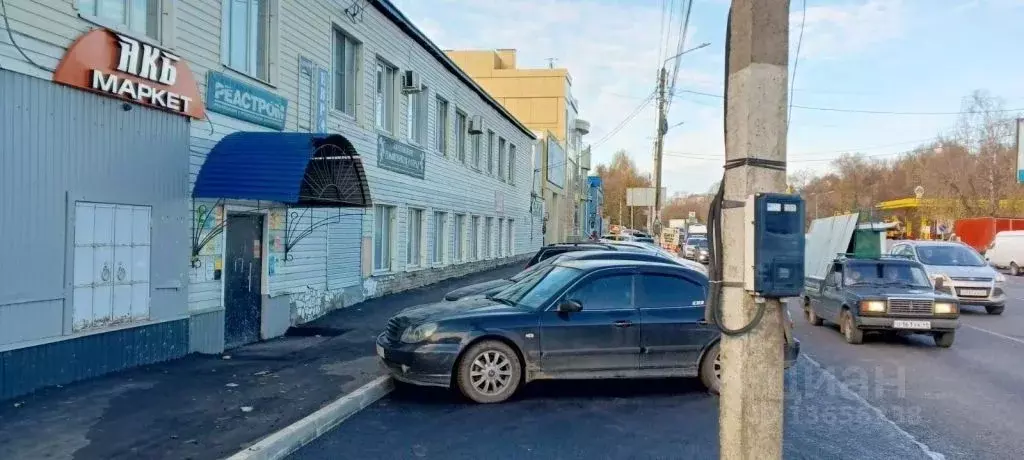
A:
[0,263,524,460]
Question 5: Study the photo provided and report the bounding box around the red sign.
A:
[53,29,205,119]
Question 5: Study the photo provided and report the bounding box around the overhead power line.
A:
[591,92,656,149]
[788,0,807,131]
[674,89,1024,115]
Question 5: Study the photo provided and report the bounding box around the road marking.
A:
[963,324,1024,345]
[800,355,946,460]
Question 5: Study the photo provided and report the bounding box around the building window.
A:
[435,96,449,155]
[498,137,507,182]
[79,0,160,39]
[221,0,272,80]
[471,216,480,260]
[456,110,468,163]
[506,219,514,256]
[432,211,446,264]
[373,205,394,271]
[472,132,482,169]
[508,144,517,184]
[497,218,504,257]
[375,60,397,133]
[484,217,493,258]
[453,214,465,262]
[333,29,359,115]
[406,208,423,268]
[406,88,427,144]
[486,130,495,174]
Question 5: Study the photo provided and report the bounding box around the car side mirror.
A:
[934,277,945,290]
[557,299,583,313]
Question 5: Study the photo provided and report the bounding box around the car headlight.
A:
[400,323,438,343]
[996,273,1006,284]
[934,302,958,315]
[859,300,886,314]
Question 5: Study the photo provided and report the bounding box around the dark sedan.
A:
[445,248,656,301]
[377,259,801,403]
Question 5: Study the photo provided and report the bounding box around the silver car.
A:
[890,240,1006,315]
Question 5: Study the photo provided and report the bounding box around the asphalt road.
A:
[291,276,1024,459]
[784,274,1024,460]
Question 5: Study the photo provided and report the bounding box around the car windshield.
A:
[915,245,986,267]
[844,262,931,287]
[694,239,709,249]
[490,265,581,310]
[687,238,706,246]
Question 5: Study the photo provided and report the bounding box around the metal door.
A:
[224,214,264,348]
[539,273,640,374]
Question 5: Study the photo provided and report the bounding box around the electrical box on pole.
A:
[743,193,805,297]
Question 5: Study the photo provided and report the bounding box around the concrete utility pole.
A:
[653,67,668,234]
[719,1,789,459]
[654,42,710,235]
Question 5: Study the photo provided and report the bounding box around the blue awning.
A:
[192,132,372,207]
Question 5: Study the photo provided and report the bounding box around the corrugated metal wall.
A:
[0,69,190,348]
[327,210,366,291]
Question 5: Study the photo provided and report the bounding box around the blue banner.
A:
[206,71,288,130]
[315,68,329,133]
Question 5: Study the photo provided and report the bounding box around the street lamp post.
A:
[811,190,836,219]
[653,42,711,234]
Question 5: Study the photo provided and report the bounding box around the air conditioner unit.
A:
[401,70,423,93]
[468,115,484,134]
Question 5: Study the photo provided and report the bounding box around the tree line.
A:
[594,90,1023,230]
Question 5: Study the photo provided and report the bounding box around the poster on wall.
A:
[546,137,566,188]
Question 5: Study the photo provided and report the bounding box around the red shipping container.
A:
[953,217,1024,252]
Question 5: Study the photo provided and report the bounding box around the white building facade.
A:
[0,0,538,398]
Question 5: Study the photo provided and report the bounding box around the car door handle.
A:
[697,319,709,326]
[613,320,633,328]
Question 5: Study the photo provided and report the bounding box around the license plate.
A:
[959,288,988,297]
[376,344,384,359]
[893,320,931,329]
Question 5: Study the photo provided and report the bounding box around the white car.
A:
[890,240,1006,315]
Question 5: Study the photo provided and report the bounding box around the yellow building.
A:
[446,49,592,244]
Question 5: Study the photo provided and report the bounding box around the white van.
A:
[986,230,1024,275]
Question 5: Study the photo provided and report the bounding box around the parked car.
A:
[682,237,708,260]
[803,255,961,347]
[444,247,698,301]
[985,230,1024,276]
[377,259,801,403]
[604,241,708,274]
[890,240,1006,315]
[523,242,617,268]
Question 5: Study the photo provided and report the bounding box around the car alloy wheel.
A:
[470,350,513,396]
[699,341,723,395]
[456,340,522,404]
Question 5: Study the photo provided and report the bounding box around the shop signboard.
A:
[315,68,330,133]
[53,29,205,118]
[206,71,288,130]
[378,135,426,179]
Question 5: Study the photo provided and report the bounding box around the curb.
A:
[224,375,394,460]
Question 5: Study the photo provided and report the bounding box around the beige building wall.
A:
[447,49,587,243]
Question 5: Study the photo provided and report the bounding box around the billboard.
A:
[546,137,566,188]
[1017,118,1024,183]
[626,187,667,207]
